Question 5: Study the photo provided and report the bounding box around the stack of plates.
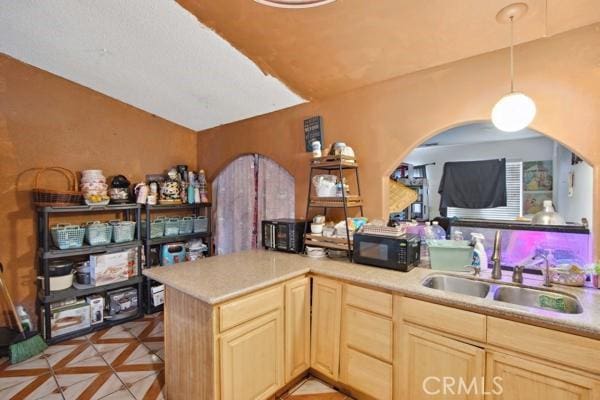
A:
[305,246,326,259]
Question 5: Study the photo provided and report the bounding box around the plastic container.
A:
[51,224,85,249]
[179,217,194,235]
[427,240,474,271]
[84,222,113,246]
[193,216,208,233]
[431,221,446,239]
[141,219,165,239]
[164,218,180,236]
[110,221,136,243]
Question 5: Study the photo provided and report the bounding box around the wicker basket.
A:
[51,224,85,249]
[84,221,113,246]
[32,167,83,207]
[109,220,136,243]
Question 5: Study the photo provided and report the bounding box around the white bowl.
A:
[311,223,324,234]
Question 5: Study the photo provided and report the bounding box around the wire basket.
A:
[193,216,208,233]
[179,217,194,235]
[141,219,165,239]
[109,220,136,243]
[164,218,180,236]
[51,224,85,249]
[84,221,113,246]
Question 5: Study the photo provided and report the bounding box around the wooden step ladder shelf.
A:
[304,155,364,260]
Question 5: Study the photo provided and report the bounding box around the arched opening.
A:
[212,154,295,255]
[387,121,594,268]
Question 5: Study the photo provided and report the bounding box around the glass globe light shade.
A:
[491,92,537,132]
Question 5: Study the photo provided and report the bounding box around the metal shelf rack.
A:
[141,203,212,314]
[36,203,143,344]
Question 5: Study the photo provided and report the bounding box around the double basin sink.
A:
[422,274,583,314]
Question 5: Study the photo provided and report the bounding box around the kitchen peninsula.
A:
[144,250,600,400]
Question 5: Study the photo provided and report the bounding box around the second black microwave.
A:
[353,232,421,271]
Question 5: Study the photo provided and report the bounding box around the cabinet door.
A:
[285,277,310,382]
[486,351,600,400]
[400,325,485,400]
[220,309,284,400]
[310,277,342,380]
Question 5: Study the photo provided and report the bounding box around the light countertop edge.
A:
[143,250,600,339]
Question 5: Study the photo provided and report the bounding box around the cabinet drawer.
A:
[401,297,486,342]
[343,306,393,362]
[487,317,600,375]
[341,347,392,400]
[219,285,283,332]
[344,284,393,317]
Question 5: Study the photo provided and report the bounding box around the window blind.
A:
[447,161,522,220]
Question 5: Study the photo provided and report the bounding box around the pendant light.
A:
[254,0,335,8]
[491,3,536,132]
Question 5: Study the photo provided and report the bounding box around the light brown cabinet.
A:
[220,309,284,400]
[399,324,485,400]
[486,351,600,400]
[284,277,311,382]
[164,273,600,400]
[339,284,394,399]
[310,276,342,380]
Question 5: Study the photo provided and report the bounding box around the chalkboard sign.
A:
[304,116,323,152]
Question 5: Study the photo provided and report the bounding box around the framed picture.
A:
[523,191,553,215]
[523,161,553,191]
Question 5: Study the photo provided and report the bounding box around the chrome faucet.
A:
[532,253,552,287]
[491,230,502,279]
[512,265,524,285]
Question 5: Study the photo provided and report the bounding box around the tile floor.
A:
[0,312,350,400]
[281,378,351,399]
[0,312,164,400]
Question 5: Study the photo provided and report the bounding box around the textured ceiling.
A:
[0,1,304,131]
[180,0,600,99]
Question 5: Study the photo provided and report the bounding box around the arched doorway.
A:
[212,154,295,255]
[387,121,594,267]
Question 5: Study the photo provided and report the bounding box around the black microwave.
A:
[262,219,306,253]
[353,232,421,271]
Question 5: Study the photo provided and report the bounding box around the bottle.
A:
[452,230,464,241]
[420,222,434,268]
[431,221,446,239]
[16,306,31,332]
[471,233,488,269]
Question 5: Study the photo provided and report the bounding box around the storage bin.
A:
[427,240,474,271]
[51,224,85,249]
[179,216,194,235]
[84,221,113,246]
[193,216,209,233]
[110,220,136,243]
[141,219,165,239]
[164,218,180,236]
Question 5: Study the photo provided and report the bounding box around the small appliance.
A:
[161,242,186,265]
[353,232,421,271]
[262,219,306,253]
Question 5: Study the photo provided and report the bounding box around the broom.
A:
[0,263,47,364]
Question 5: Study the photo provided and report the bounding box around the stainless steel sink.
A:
[493,286,583,314]
[422,275,491,298]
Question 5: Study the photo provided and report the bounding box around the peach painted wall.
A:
[0,55,197,322]
[197,24,600,256]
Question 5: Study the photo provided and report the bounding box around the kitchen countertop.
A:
[144,250,600,339]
